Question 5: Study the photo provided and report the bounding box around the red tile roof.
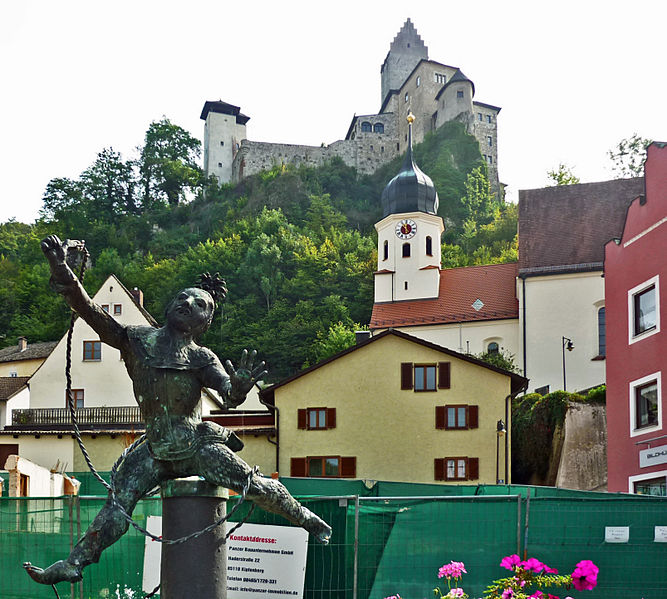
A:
[370,262,518,329]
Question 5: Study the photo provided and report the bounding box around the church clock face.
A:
[395,218,417,240]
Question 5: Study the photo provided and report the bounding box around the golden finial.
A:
[407,112,415,124]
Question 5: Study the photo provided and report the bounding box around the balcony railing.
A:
[11,407,143,428]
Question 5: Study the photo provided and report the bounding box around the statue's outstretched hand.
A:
[41,235,67,270]
[225,349,268,408]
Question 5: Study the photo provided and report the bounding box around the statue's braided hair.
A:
[195,272,228,305]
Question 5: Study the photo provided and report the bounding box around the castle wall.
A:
[203,111,246,184]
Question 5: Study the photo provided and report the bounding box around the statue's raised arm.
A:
[41,235,126,349]
[201,349,268,409]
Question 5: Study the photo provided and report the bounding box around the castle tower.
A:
[436,69,475,131]
[374,114,444,303]
[380,18,428,107]
[200,101,250,184]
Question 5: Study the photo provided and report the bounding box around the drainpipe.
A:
[521,275,527,381]
[259,391,279,474]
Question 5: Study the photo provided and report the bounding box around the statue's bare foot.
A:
[23,560,82,585]
[301,508,332,544]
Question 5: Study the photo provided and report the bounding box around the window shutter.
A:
[434,458,445,481]
[297,409,307,429]
[340,456,356,478]
[468,457,479,480]
[290,457,307,477]
[438,362,451,389]
[468,405,479,429]
[327,408,336,429]
[435,406,446,430]
[401,363,413,390]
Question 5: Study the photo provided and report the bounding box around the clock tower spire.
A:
[374,113,444,303]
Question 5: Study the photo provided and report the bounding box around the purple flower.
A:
[438,561,467,579]
[520,557,545,573]
[447,589,465,598]
[571,560,599,591]
[500,554,521,571]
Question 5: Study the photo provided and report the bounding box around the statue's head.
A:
[165,288,215,338]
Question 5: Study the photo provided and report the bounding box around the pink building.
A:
[605,142,667,494]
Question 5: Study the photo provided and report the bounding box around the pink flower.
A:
[547,595,561,599]
[447,589,465,598]
[502,589,514,599]
[571,560,599,591]
[529,592,544,599]
[500,554,521,571]
[438,561,467,579]
[544,565,559,574]
[520,557,545,573]
[383,596,401,599]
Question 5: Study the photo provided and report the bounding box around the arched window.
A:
[487,342,499,355]
[402,243,411,258]
[598,307,606,356]
[426,236,433,256]
[361,121,372,132]
[383,240,388,261]
[373,123,384,134]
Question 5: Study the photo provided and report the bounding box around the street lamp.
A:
[496,419,506,484]
[562,336,574,391]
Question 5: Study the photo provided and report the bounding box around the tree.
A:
[608,134,652,178]
[547,163,580,186]
[306,321,364,365]
[139,117,202,207]
[80,148,137,219]
[476,347,519,373]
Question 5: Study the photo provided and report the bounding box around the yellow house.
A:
[0,338,57,378]
[260,329,527,485]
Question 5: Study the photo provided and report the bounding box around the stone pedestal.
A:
[160,478,229,598]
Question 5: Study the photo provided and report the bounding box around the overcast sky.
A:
[1,0,665,224]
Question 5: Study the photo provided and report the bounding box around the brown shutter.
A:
[401,363,413,389]
[438,362,451,389]
[290,457,307,477]
[468,457,479,480]
[434,458,445,481]
[340,456,356,478]
[327,408,336,429]
[435,406,446,429]
[468,405,479,429]
[297,409,307,429]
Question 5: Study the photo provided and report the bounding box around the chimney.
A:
[355,331,371,345]
[131,287,144,307]
[17,337,27,352]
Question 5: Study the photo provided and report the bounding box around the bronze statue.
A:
[24,235,331,586]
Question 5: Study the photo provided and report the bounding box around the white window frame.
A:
[628,469,667,494]
[628,275,660,345]
[629,371,662,437]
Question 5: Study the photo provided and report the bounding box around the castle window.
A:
[361,121,372,132]
[405,93,409,103]
[487,136,493,146]
[416,76,421,87]
[381,146,385,153]
[487,115,492,123]
[478,113,483,121]
[218,162,222,168]
[370,145,374,151]
[383,240,388,261]
[435,73,446,84]
[486,155,493,164]
[220,141,224,146]
[373,123,384,134]
[426,236,433,256]
[402,243,411,258]
[397,143,400,151]
[457,90,464,99]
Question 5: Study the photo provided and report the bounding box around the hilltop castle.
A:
[201,19,500,191]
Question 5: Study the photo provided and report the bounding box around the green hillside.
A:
[0,119,517,380]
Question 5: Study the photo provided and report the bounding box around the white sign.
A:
[142,519,309,598]
[654,526,667,543]
[605,526,629,543]
[227,523,309,598]
[639,445,667,468]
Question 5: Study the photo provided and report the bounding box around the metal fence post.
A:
[353,495,359,599]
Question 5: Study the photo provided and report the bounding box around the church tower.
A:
[374,114,444,303]
[380,18,428,106]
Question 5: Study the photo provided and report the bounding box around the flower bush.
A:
[384,555,598,599]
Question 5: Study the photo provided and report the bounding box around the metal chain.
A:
[60,243,258,597]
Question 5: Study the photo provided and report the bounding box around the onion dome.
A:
[381,113,439,218]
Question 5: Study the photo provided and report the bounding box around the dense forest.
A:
[0,118,517,381]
